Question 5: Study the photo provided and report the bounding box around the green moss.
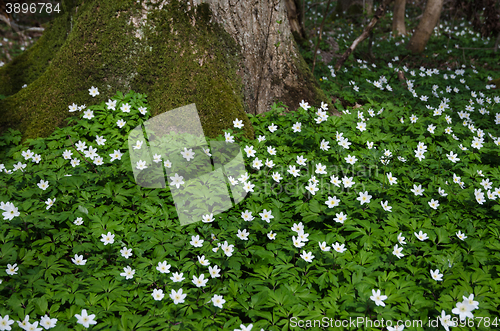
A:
[0,0,73,96]
[132,1,253,140]
[0,0,254,142]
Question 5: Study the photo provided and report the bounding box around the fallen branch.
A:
[334,0,394,71]
[0,14,45,33]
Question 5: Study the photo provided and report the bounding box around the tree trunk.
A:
[284,0,306,42]
[392,0,406,36]
[0,0,329,141]
[406,0,443,53]
[365,0,374,16]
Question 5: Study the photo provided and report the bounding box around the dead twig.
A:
[334,0,394,72]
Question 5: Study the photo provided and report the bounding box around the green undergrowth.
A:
[1,52,500,330]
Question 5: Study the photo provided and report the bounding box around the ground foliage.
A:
[1,1,500,331]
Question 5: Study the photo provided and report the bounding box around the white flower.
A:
[212,294,226,309]
[252,157,263,170]
[152,288,165,301]
[156,261,171,273]
[170,288,187,305]
[234,324,254,331]
[197,255,210,266]
[259,209,274,223]
[88,86,99,97]
[268,123,278,132]
[237,229,249,240]
[242,181,255,192]
[452,301,474,320]
[6,263,18,275]
[414,231,428,241]
[170,272,185,282]
[296,155,307,165]
[320,139,330,151]
[271,172,282,183]
[381,200,392,212]
[75,309,97,328]
[225,132,235,143]
[392,244,404,259]
[120,247,132,259]
[169,173,185,189]
[325,196,340,208]
[244,145,256,158]
[292,122,302,132]
[397,233,406,245]
[71,254,87,266]
[68,103,79,112]
[106,99,117,110]
[138,106,148,115]
[120,103,131,113]
[439,310,457,331]
[190,235,204,247]
[209,265,221,278]
[220,241,234,257]
[332,242,347,253]
[319,241,331,252]
[133,140,143,150]
[74,217,83,225]
[202,213,215,223]
[120,266,135,280]
[39,314,57,329]
[299,100,310,110]
[300,251,314,262]
[356,122,367,132]
[356,191,372,205]
[387,173,397,185]
[192,274,208,287]
[241,210,254,222]
[292,236,305,248]
[100,232,115,245]
[180,147,195,161]
[334,212,347,224]
[82,110,94,120]
[456,231,467,240]
[428,199,439,210]
[45,198,56,210]
[109,150,123,161]
[370,289,388,306]
[267,231,276,240]
[430,269,443,281]
[21,149,34,160]
[345,154,357,165]
[291,222,304,233]
[233,118,244,129]
[116,119,126,128]
[411,184,424,196]
[447,151,460,163]
[267,146,276,155]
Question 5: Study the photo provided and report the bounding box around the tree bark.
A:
[365,0,374,16]
[406,0,444,53]
[392,0,406,36]
[284,0,306,42]
[335,0,394,71]
[0,0,329,141]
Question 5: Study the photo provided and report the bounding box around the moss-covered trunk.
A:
[0,0,328,141]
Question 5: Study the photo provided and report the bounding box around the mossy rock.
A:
[0,0,254,142]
